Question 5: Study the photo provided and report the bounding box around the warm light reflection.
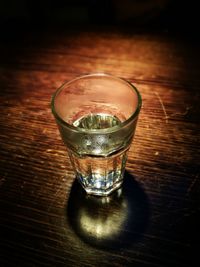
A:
[79,210,125,238]
[78,190,128,239]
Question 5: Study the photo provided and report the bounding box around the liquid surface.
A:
[73,113,121,130]
[72,113,123,156]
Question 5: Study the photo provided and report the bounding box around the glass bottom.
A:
[69,149,128,196]
[77,171,124,196]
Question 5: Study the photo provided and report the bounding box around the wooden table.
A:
[0,26,199,267]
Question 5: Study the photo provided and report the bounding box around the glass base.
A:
[77,171,124,196]
[69,147,128,197]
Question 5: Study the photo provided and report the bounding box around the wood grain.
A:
[0,27,199,267]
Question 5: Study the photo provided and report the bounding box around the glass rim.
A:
[51,73,142,134]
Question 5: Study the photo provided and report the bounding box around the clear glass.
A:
[51,73,142,196]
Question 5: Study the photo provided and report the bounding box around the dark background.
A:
[0,0,199,39]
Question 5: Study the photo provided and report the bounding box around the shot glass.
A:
[51,73,142,196]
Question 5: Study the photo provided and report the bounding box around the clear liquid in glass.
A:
[69,114,128,196]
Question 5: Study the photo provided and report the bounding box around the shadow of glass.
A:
[66,171,150,250]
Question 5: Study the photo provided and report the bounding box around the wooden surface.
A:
[0,27,199,267]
